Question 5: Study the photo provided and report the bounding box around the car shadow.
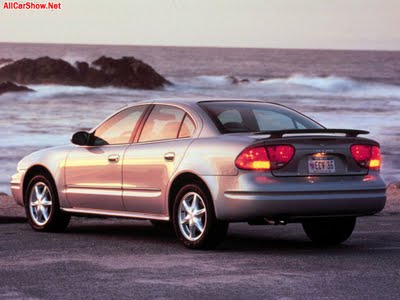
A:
[0,216,27,224]
[63,218,354,253]
[221,233,352,252]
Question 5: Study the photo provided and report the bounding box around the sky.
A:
[0,0,399,50]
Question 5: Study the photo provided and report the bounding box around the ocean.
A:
[1,42,399,193]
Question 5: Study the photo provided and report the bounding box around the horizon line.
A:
[0,41,399,53]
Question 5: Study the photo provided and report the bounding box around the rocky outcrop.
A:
[0,56,170,89]
[0,58,13,65]
[90,56,169,89]
[0,81,33,95]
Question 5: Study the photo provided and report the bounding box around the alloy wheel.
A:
[178,192,207,241]
[29,182,53,226]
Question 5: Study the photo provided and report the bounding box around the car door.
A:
[122,104,196,215]
[65,105,148,211]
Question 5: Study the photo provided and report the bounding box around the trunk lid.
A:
[258,135,377,177]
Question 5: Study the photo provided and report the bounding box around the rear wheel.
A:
[173,184,228,249]
[25,174,70,232]
[302,217,356,245]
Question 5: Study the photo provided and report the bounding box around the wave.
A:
[273,74,358,92]
[263,74,400,98]
[61,54,89,66]
[168,74,400,99]
[5,74,400,101]
[19,84,142,100]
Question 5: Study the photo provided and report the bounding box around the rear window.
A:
[199,101,323,133]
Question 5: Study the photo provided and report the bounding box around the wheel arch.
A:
[23,165,57,204]
[168,172,213,218]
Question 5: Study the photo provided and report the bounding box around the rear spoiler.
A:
[253,129,369,138]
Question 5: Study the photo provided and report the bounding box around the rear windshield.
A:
[199,101,323,133]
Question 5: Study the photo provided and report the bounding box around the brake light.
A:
[266,145,295,169]
[369,146,381,170]
[235,145,295,171]
[350,144,381,170]
[235,146,270,170]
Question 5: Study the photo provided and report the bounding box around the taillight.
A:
[350,144,381,170]
[266,145,295,169]
[235,145,295,171]
[235,146,270,170]
[369,146,381,170]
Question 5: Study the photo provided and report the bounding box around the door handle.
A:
[108,154,120,163]
[164,152,175,161]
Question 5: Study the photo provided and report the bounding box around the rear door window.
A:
[178,114,196,138]
[139,105,190,142]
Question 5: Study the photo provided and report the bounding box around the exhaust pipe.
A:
[248,218,287,226]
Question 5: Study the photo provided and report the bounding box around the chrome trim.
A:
[60,207,169,221]
[123,187,161,191]
[65,185,161,197]
[66,184,121,190]
[123,190,162,198]
[65,187,121,197]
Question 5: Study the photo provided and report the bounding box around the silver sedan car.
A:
[11,99,386,249]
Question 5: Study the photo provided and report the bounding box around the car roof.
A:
[130,98,269,109]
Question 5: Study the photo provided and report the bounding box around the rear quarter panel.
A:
[178,135,255,176]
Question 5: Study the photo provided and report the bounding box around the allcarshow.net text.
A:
[3,1,61,10]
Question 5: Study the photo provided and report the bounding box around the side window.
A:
[92,105,146,146]
[178,115,196,138]
[254,109,296,131]
[139,105,186,142]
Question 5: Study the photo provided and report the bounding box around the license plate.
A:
[308,157,336,174]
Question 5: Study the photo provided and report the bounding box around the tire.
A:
[173,183,228,249]
[302,217,356,245]
[25,174,70,232]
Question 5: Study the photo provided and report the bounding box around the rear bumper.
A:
[206,173,386,222]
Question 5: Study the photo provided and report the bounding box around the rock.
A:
[227,76,240,85]
[0,58,13,65]
[0,56,79,85]
[0,56,169,89]
[76,61,89,75]
[388,182,400,190]
[227,76,251,84]
[0,81,34,95]
[91,56,170,89]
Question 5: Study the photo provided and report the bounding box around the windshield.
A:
[199,101,323,133]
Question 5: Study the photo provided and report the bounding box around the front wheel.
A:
[302,217,356,245]
[173,184,228,249]
[25,174,70,232]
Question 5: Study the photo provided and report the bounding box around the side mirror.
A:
[71,131,90,146]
